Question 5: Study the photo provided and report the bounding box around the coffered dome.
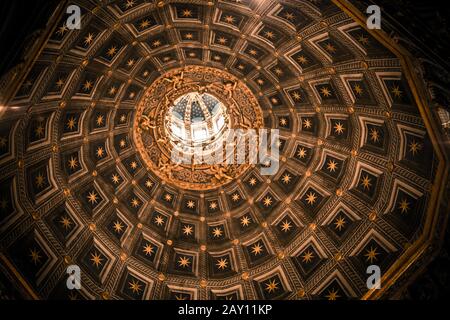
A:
[0,0,448,301]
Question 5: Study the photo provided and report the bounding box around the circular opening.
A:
[165,92,229,148]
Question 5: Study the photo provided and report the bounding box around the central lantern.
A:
[166,92,229,148]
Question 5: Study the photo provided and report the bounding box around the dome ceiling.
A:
[0,0,448,300]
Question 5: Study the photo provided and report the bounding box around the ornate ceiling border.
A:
[133,65,263,191]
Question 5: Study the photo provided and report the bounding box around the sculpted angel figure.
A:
[140,114,156,130]
[207,164,233,181]
[205,81,237,99]
[222,81,237,99]
[158,157,181,179]
[163,71,184,90]
[229,103,252,129]
[155,121,169,144]
[196,83,215,94]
